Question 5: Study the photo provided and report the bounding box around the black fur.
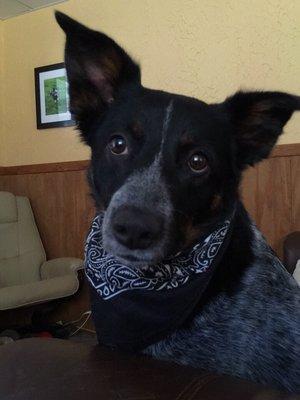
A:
[56,12,300,392]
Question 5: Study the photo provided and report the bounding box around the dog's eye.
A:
[188,153,208,173]
[108,135,128,155]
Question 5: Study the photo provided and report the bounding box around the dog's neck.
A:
[84,208,236,351]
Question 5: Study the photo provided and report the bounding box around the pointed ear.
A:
[55,12,141,136]
[223,91,300,168]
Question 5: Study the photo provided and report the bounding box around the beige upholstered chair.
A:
[0,191,83,310]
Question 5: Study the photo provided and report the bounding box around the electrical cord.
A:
[57,310,92,336]
[69,311,92,336]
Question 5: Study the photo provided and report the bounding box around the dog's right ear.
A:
[55,12,141,141]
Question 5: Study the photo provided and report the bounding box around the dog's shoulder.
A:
[223,208,299,322]
[243,221,299,296]
[146,206,300,391]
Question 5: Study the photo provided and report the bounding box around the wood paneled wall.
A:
[0,145,299,259]
[0,162,94,260]
[0,144,299,326]
[241,145,300,257]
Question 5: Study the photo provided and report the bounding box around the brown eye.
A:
[109,135,128,155]
[188,153,208,173]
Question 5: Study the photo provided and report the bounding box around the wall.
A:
[1,0,300,166]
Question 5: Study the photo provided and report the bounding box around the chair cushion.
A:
[0,252,46,289]
[0,275,79,310]
[0,222,18,260]
[0,194,46,287]
[0,192,17,223]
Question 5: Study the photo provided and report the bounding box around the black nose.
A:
[112,206,163,250]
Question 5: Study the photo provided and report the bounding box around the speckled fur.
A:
[144,208,300,392]
[102,156,173,263]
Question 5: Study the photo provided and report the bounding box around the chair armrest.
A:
[40,258,84,280]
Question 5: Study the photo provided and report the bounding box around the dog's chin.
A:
[114,254,155,268]
[103,239,166,268]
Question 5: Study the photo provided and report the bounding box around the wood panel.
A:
[0,170,95,259]
[0,160,89,176]
[270,142,300,158]
[242,155,300,257]
[291,156,300,231]
[0,149,299,259]
[0,143,299,329]
[241,166,258,221]
[257,158,292,254]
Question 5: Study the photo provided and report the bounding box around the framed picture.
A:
[34,62,75,129]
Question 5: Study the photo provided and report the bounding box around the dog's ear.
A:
[223,91,300,168]
[55,12,141,139]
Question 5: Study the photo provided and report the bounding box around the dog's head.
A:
[56,12,300,265]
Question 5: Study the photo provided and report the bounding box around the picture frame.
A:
[34,62,75,129]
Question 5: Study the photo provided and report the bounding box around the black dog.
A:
[56,12,300,392]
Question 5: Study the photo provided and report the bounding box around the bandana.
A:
[85,212,234,352]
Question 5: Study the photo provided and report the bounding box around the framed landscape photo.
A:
[34,62,75,129]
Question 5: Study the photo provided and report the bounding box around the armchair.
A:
[0,191,83,311]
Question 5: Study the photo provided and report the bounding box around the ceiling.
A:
[0,0,68,20]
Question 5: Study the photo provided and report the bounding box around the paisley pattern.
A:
[85,213,231,300]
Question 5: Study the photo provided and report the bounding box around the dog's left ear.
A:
[55,12,141,140]
[223,91,300,168]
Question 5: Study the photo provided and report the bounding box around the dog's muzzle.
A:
[111,205,164,250]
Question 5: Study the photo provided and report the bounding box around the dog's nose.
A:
[112,206,163,250]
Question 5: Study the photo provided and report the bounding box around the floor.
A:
[0,328,97,346]
[69,329,98,346]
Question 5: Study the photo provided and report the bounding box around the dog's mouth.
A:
[118,253,141,262]
[105,243,167,267]
[102,226,173,267]
[102,230,184,267]
[114,253,157,267]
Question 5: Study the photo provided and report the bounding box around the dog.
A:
[56,12,300,392]
[49,87,59,103]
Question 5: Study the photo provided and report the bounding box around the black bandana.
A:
[85,212,234,352]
